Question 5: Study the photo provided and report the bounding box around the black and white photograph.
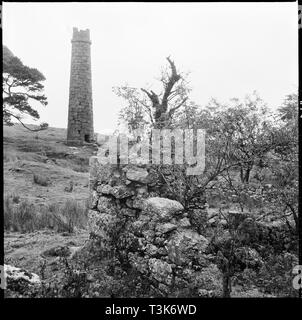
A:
[1,1,300,302]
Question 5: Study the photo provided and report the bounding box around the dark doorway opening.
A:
[84,134,90,142]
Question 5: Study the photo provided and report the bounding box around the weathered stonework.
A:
[67,27,94,145]
[86,158,222,297]
[83,153,297,297]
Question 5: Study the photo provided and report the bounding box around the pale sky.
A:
[3,2,298,134]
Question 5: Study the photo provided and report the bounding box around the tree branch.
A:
[4,111,48,132]
[141,88,160,106]
[168,97,188,117]
[161,57,181,109]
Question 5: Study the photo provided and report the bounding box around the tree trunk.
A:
[240,165,252,184]
[141,57,187,130]
[244,167,251,183]
[222,273,232,298]
[240,167,244,183]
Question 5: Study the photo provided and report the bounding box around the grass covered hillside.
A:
[3,124,96,283]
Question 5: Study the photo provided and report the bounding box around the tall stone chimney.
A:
[67,27,94,145]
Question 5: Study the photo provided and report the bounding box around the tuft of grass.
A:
[72,164,89,173]
[3,150,19,163]
[4,194,14,230]
[4,195,36,233]
[12,194,20,204]
[64,181,74,193]
[33,173,51,186]
[15,200,37,233]
[4,194,88,233]
[69,156,89,173]
[51,199,88,233]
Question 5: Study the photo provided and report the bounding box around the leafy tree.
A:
[206,93,298,297]
[256,252,298,297]
[207,93,275,184]
[205,93,298,232]
[113,86,150,134]
[261,93,298,234]
[3,46,48,131]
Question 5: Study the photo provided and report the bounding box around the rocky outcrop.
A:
[4,264,41,295]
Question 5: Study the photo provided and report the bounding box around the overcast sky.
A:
[3,2,298,134]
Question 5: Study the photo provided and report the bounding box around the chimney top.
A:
[71,27,91,44]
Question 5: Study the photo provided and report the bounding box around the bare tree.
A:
[140,56,188,129]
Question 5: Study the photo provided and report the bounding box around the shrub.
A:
[33,173,50,186]
[35,257,143,298]
[64,181,74,193]
[71,163,89,173]
[12,194,20,204]
[256,252,299,297]
[3,150,19,163]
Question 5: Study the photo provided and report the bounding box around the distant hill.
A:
[3,45,15,64]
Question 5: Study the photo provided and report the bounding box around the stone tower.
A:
[67,27,94,145]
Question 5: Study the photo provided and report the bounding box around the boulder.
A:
[97,184,133,199]
[120,208,137,217]
[90,190,99,209]
[143,197,184,221]
[97,196,116,214]
[110,185,133,199]
[156,223,177,234]
[148,258,173,285]
[42,245,71,257]
[126,167,150,184]
[97,184,113,195]
[4,264,41,294]
[88,210,117,241]
[144,244,158,256]
[179,217,191,228]
[166,230,209,265]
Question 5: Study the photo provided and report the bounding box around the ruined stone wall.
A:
[87,158,221,297]
[67,28,94,145]
[86,154,297,297]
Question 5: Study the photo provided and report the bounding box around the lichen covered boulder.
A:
[4,264,41,296]
[166,230,209,265]
[143,197,184,221]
